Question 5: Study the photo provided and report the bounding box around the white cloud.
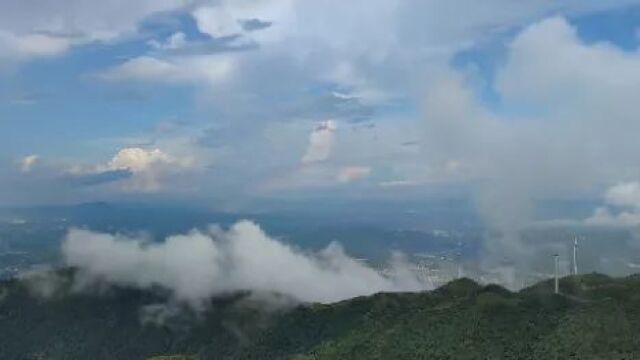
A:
[64,227,220,303]
[221,1,639,96]
[106,147,192,192]
[19,154,39,173]
[301,120,337,164]
[0,0,189,64]
[95,0,639,107]
[0,0,632,70]
[98,55,235,86]
[0,0,188,41]
[192,6,243,38]
[261,120,366,190]
[69,147,193,192]
[62,220,428,305]
[604,182,640,209]
[0,32,72,62]
[192,0,293,40]
[498,17,640,110]
[3,1,640,209]
[582,182,640,227]
[584,207,640,227]
[80,3,640,200]
[100,57,176,81]
[109,147,175,171]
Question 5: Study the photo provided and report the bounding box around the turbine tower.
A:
[573,236,579,276]
[554,254,560,294]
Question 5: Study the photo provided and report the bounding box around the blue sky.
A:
[0,0,639,214]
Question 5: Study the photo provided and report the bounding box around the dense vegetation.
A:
[1,270,639,359]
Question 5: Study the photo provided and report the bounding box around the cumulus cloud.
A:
[106,147,192,192]
[497,17,640,109]
[62,220,428,305]
[262,120,377,190]
[109,147,177,172]
[68,147,193,192]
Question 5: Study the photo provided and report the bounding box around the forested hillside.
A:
[1,270,639,359]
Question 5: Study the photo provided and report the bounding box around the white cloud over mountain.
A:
[62,220,427,304]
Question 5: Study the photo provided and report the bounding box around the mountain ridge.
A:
[1,269,639,359]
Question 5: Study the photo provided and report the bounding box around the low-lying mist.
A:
[60,220,429,305]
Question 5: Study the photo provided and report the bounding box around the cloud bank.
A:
[421,16,640,273]
[3,2,639,206]
[62,220,427,305]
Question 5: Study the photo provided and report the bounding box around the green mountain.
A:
[1,270,640,359]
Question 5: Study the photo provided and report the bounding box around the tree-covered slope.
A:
[1,271,640,359]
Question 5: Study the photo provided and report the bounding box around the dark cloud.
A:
[239,18,272,32]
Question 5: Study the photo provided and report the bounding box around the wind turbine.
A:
[554,254,560,294]
[573,236,579,276]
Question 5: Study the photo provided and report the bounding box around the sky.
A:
[1,0,640,217]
